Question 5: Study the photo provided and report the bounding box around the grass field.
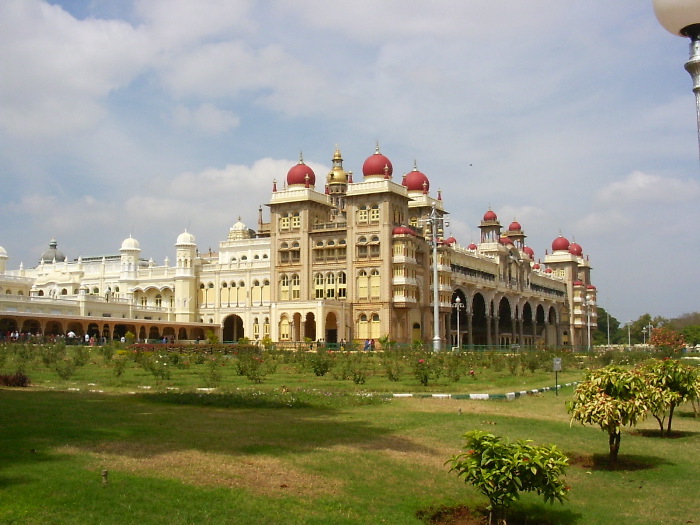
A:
[0,345,698,524]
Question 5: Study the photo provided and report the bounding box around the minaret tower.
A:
[174,230,198,322]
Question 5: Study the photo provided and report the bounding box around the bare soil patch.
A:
[60,444,342,498]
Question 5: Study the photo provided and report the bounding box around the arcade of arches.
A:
[0,315,206,342]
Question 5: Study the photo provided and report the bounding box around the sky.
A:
[1,0,698,324]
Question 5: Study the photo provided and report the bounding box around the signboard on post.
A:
[553,358,562,396]
[553,358,562,372]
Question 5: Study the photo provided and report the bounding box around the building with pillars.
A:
[0,146,596,348]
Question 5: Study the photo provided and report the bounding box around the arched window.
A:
[291,274,300,299]
[357,314,369,339]
[326,272,335,298]
[280,274,290,301]
[315,273,325,299]
[371,313,381,338]
[338,271,347,298]
[357,270,369,300]
[370,269,380,299]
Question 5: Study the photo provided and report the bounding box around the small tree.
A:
[650,326,686,354]
[642,358,699,436]
[567,366,649,462]
[446,431,569,525]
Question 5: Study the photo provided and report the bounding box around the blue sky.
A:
[1,0,698,323]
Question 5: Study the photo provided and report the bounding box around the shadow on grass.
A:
[631,428,699,439]
[567,452,673,471]
[0,388,435,473]
[417,502,582,525]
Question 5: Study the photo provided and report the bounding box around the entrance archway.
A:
[223,315,244,343]
[325,312,338,343]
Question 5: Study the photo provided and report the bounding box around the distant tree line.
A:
[594,308,700,348]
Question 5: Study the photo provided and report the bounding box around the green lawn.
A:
[1,385,698,524]
[0,345,698,524]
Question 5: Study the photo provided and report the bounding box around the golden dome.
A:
[327,147,348,184]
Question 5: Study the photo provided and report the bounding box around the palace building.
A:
[0,146,597,348]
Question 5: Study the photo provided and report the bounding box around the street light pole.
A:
[627,321,631,349]
[452,295,464,350]
[420,203,449,352]
[653,0,700,162]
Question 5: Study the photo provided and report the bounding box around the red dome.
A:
[403,166,430,192]
[573,280,583,286]
[533,263,541,270]
[287,161,316,186]
[362,149,393,178]
[508,220,522,231]
[545,268,553,273]
[569,242,583,256]
[551,235,570,252]
[499,236,513,245]
[468,243,478,250]
[483,209,497,221]
[586,284,597,290]
[392,226,415,236]
[522,246,534,258]
[444,236,457,245]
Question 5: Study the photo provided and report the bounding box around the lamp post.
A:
[582,296,592,352]
[627,321,632,350]
[420,203,449,352]
[452,295,464,350]
[653,0,700,160]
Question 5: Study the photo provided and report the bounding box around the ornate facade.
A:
[0,146,597,348]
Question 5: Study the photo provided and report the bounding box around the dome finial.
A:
[375,140,380,154]
[299,150,304,164]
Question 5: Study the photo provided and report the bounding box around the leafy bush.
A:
[308,350,333,377]
[641,358,699,436]
[54,359,76,380]
[0,372,31,387]
[447,430,569,525]
[567,366,650,462]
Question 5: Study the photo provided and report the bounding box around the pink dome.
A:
[403,166,429,192]
[362,148,393,178]
[569,242,583,256]
[287,160,316,186]
[392,226,415,236]
[483,209,497,221]
[522,246,534,258]
[468,243,478,250]
[551,235,570,252]
[508,220,522,231]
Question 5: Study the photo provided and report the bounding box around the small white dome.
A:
[120,235,140,251]
[232,217,247,231]
[0,245,7,258]
[176,230,196,245]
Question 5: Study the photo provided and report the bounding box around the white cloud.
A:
[0,0,152,138]
[171,104,240,134]
[596,171,700,205]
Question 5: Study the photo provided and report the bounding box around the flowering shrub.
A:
[413,356,434,386]
[308,350,333,377]
[567,366,649,462]
[447,431,569,525]
[641,358,699,436]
